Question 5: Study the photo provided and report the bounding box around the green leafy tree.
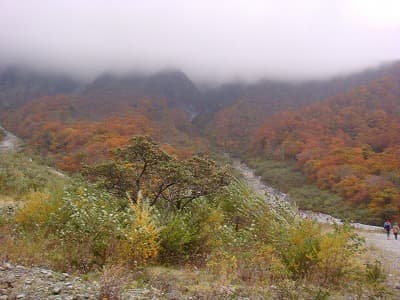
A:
[87,136,230,209]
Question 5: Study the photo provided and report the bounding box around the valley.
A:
[1,62,400,298]
[2,2,400,298]
[1,121,399,298]
[2,62,400,224]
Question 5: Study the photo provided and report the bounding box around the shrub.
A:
[158,200,226,264]
[14,179,133,270]
[315,224,363,285]
[261,217,365,285]
[366,260,385,284]
[159,212,199,263]
[269,219,322,279]
[15,190,61,232]
[54,183,132,268]
[118,196,160,266]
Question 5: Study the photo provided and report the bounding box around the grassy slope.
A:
[0,152,65,198]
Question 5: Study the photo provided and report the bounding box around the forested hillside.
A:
[207,62,400,152]
[0,66,80,109]
[251,74,400,224]
[0,70,208,172]
[1,62,400,224]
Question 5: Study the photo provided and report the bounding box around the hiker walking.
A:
[393,223,399,240]
[384,220,392,240]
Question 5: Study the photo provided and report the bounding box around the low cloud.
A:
[1,0,399,82]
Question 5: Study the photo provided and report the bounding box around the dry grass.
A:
[99,264,131,300]
[135,265,274,299]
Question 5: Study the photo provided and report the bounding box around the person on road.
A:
[393,223,399,240]
[384,220,392,239]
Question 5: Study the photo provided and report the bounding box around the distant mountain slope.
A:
[1,62,400,183]
[0,69,208,171]
[206,62,400,151]
[250,73,400,224]
[0,66,81,109]
[78,70,201,119]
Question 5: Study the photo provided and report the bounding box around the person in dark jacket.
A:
[384,220,392,239]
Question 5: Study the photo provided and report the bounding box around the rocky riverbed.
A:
[0,126,22,152]
[232,158,382,231]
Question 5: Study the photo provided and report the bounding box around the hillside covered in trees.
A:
[1,62,400,297]
[1,62,400,224]
[250,74,400,224]
[0,69,209,172]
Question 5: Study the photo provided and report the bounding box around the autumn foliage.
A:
[1,95,208,172]
[251,76,400,223]
[2,67,400,224]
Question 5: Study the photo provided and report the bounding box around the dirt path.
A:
[360,231,400,293]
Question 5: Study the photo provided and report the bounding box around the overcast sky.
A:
[1,0,399,82]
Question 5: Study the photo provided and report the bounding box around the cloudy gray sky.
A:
[1,0,399,82]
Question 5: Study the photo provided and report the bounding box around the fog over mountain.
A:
[1,0,399,83]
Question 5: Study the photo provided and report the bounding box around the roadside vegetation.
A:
[0,141,390,298]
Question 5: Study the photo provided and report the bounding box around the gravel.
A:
[0,262,100,299]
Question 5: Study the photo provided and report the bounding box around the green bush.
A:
[269,219,322,279]
[15,179,133,270]
[159,199,227,264]
[56,184,131,264]
[159,212,199,262]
